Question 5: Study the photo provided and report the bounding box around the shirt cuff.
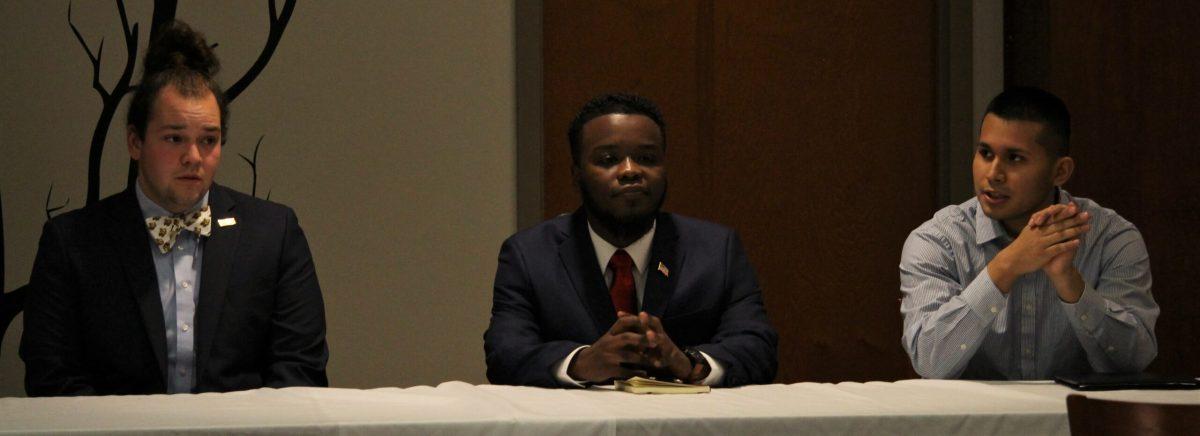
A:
[554,345,590,387]
[696,350,725,386]
[964,265,1008,320]
[1060,283,1104,333]
[555,346,726,387]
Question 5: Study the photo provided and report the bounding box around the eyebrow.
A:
[978,142,1031,155]
[156,124,220,132]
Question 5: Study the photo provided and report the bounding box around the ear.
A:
[1052,156,1074,187]
[127,125,143,160]
[570,161,581,185]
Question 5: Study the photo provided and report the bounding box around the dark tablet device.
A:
[1055,373,1200,391]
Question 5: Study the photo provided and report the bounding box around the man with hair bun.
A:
[20,20,329,396]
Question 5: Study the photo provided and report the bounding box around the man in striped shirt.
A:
[900,87,1159,379]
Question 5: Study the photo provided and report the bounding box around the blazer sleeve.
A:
[20,220,97,396]
[693,231,779,387]
[483,238,584,387]
[262,209,329,387]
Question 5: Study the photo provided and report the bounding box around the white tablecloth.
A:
[2,380,1198,435]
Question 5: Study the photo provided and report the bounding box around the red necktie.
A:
[608,249,637,314]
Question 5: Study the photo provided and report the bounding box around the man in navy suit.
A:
[484,93,777,387]
[20,21,327,396]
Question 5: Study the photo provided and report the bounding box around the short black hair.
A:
[984,86,1070,156]
[567,93,666,165]
[127,20,230,143]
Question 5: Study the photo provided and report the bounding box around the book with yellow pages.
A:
[614,377,711,394]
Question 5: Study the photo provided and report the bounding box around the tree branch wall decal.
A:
[69,0,139,206]
[43,184,70,221]
[226,0,297,102]
[240,136,266,198]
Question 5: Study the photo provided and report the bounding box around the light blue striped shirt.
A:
[900,189,1158,379]
[136,185,207,393]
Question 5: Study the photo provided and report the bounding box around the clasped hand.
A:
[989,202,1090,302]
[567,311,692,383]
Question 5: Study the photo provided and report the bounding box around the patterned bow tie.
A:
[146,205,212,253]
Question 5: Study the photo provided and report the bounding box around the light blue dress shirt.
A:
[135,185,207,393]
[900,189,1159,379]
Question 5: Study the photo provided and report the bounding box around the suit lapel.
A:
[558,210,616,335]
[195,185,240,375]
[640,213,682,317]
[104,188,169,383]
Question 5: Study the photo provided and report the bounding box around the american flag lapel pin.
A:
[657,261,669,277]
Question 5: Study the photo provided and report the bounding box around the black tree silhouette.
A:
[44,184,70,221]
[68,0,138,207]
[240,136,266,198]
[226,1,296,103]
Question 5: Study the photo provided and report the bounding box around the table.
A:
[2,380,1198,435]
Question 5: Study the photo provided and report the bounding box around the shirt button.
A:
[1080,314,1089,321]
[1025,304,1034,311]
[182,323,190,332]
[1024,348,1032,356]
[1107,346,1115,352]
[990,306,998,314]
[960,344,967,350]
[180,369,187,376]
[181,281,191,289]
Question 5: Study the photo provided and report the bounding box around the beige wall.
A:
[0,0,515,396]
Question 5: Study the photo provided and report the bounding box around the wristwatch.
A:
[682,347,711,382]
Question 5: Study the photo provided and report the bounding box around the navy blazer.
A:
[20,185,328,396]
[484,209,778,387]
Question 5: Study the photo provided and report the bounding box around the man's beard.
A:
[578,180,667,241]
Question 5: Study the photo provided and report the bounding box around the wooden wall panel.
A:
[1007,1,1200,376]
[543,2,704,219]
[544,1,936,382]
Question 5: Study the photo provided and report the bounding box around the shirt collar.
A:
[588,219,656,276]
[974,187,1072,245]
[135,182,210,220]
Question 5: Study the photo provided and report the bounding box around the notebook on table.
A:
[615,377,711,394]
